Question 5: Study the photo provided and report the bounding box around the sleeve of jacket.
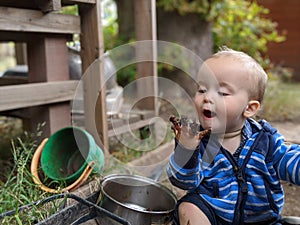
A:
[166,138,203,190]
[272,132,300,185]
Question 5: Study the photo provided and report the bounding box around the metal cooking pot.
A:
[98,174,177,225]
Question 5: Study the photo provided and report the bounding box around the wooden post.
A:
[35,0,62,13]
[134,0,157,112]
[79,0,109,153]
[26,35,70,138]
[15,43,27,65]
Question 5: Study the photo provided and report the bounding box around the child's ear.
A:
[243,100,261,118]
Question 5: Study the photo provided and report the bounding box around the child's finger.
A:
[175,132,181,140]
[169,115,181,130]
[198,129,211,140]
[180,115,189,127]
[171,126,181,139]
[190,119,199,136]
[180,115,191,136]
[169,116,182,140]
[171,125,180,134]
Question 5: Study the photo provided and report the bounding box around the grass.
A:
[0,125,69,225]
[258,80,300,122]
[0,117,23,159]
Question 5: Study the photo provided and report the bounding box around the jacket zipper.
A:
[221,147,248,225]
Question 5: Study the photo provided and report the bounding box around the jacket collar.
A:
[243,118,263,139]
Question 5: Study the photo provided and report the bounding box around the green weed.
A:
[0,124,66,225]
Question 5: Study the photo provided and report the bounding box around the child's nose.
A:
[203,92,213,103]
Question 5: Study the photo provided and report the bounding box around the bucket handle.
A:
[30,138,94,193]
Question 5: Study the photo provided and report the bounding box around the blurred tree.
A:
[157,0,213,17]
[114,0,135,43]
[76,0,286,86]
[61,0,285,69]
[157,0,285,68]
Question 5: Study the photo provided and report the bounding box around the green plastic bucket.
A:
[40,127,105,184]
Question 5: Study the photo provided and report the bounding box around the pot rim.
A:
[100,174,177,214]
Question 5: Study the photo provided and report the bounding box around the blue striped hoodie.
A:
[167,118,300,224]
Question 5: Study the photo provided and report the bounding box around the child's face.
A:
[194,56,253,133]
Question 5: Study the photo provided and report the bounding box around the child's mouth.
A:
[203,109,216,118]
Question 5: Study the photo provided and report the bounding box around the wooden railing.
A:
[0,0,108,152]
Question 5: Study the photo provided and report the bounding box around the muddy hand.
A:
[180,115,200,149]
[170,115,210,140]
[169,115,181,140]
[169,115,210,149]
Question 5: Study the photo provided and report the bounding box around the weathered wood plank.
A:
[0,80,78,111]
[64,0,96,4]
[0,31,73,42]
[0,1,38,10]
[0,6,80,34]
[134,0,157,111]
[129,141,174,166]
[0,76,28,86]
[0,0,95,9]
[79,0,108,151]
[35,0,62,13]
[15,43,28,65]
[26,36,72,136]
[107,118,155,138]
[128,141,174,180]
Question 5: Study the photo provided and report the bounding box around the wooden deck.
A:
[0,0,108,151]
[0,0,158,156]
[71,102,156,138]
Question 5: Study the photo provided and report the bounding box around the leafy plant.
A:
[157,0,286,70]
[210,0,286,68]
[60,5,78,15]
[102,0,120,51]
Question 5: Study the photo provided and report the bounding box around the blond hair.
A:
[212,46,268,103]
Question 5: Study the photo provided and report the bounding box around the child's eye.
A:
[198,89,206,94]
[218,91,230,96]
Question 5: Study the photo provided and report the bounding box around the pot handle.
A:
[30,138,94,193]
